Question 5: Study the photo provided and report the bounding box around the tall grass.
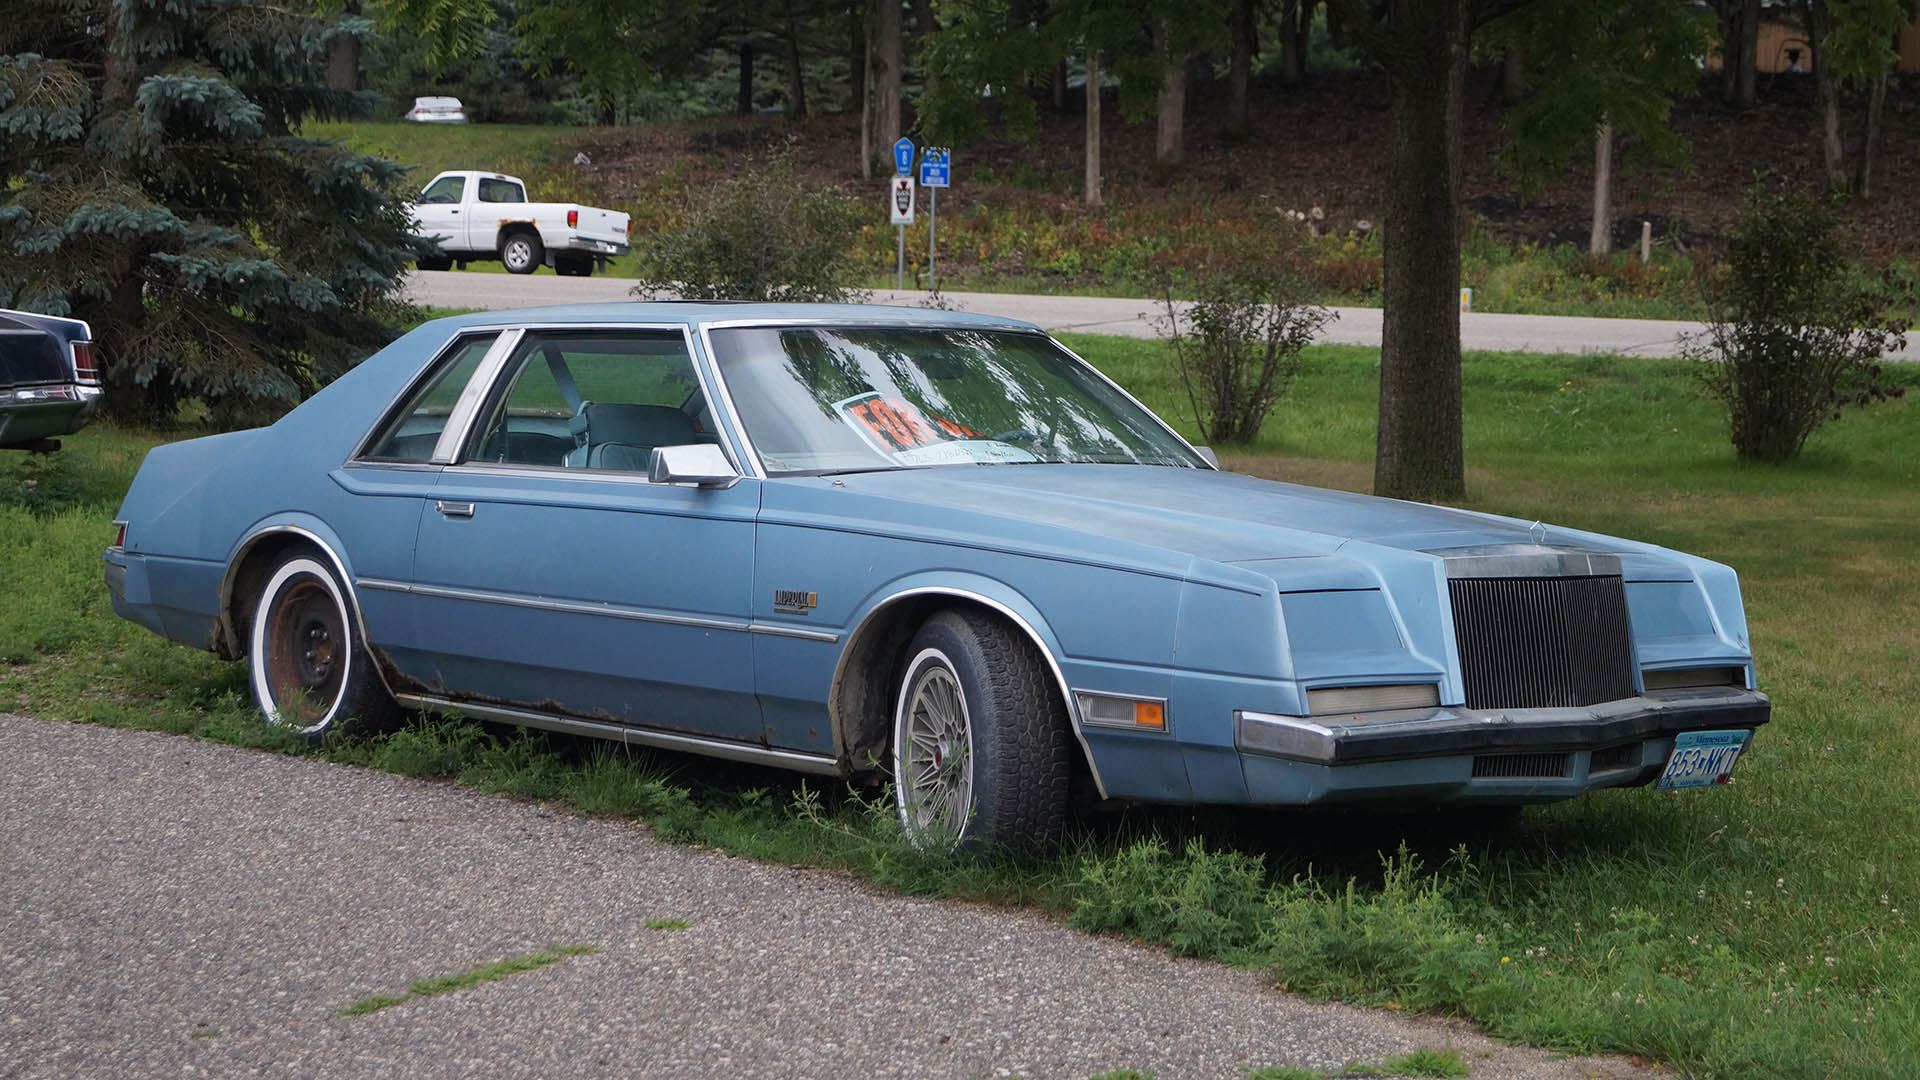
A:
[5,344,1916,1078]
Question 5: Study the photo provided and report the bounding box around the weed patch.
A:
[338,945,597,1016]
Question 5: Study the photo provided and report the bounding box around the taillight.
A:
[72,341,98,383]
[112,521,127,549]
[567,209,578,228]
[626,219,632,237]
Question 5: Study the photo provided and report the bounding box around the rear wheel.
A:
[501,231,543,274]
[248,553,396,743]
[892,611,1071,853]
[554,255,595,277]
[416,254,454,272]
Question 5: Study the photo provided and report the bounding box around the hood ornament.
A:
[1529,520,1548,545]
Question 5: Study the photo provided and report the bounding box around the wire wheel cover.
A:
[899,662,974,839]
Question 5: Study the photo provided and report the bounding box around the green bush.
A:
[1155,238,1332,445]
[1683,180,1908,463]
[630,145,869,303]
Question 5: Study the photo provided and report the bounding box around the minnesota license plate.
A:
[1656,729,1751,790]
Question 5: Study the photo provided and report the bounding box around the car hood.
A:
[821,465,1649,569]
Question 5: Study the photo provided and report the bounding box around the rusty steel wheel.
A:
[247,553,396,742]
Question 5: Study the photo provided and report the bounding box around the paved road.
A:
[401,269,1920,360]
[1,713,1656,1080]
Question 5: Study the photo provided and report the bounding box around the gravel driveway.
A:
[1,713,1658,1080]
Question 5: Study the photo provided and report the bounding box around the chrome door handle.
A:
[435,500,474,518]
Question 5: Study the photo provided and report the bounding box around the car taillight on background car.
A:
[112,521,126,549]
[567,209,578,228]
[72,341,98,384]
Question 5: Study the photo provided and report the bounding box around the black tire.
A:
[501,231,544,274]
[892,610,1071,853]
[247,552,397,744]
[555,255,594,277]
[416,255,454,272]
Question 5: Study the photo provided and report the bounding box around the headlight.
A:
[1304,683,1440,715]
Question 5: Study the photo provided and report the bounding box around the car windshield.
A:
[707,326,1204,474]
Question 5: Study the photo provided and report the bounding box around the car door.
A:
[407,326,764,740]
[333,329,512,666]
[413,174,469,252]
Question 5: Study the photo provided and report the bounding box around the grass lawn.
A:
[4,343,1916,1078]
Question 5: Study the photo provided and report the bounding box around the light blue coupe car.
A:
[105,303,1769,849]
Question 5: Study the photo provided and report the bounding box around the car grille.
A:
[1471,752,1569,779]
[1449,575,1635,710]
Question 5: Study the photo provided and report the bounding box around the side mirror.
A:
[649,444,741,489]
[1193,446,1221,469]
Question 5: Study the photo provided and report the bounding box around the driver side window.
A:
[420,176,466,204]
[468,330,715,474]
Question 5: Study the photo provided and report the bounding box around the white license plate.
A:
[1656,729,1751,790]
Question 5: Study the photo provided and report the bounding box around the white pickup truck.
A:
[410,171,631,277]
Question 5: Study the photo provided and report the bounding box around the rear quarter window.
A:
[358,333,499,462]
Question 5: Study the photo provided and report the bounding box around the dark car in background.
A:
[1,309,102,451]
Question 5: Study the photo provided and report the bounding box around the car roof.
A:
[422,301,1044,335]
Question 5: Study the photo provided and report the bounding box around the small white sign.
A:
[889,177,915,225]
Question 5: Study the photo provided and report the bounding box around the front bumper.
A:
[0,384,102,448]
[1227,687,1769,806]
[1237,686,1770,765]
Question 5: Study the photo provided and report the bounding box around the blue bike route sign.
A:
[892,137,915,177]
[918,147,951,188]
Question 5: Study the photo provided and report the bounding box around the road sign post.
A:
[917,148,951,293]
[888,176,915,290]
[889,139,916,291]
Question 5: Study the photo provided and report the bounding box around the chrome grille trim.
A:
[1449,574,1636,710]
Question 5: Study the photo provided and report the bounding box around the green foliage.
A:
[339,944,598,1015]
[1070,837,1273,960]
[630,147,868,303]
[1684,179,1908,463]
[1376,1048,1470,1078]
[1487,0,1710,185]
[0,0,429,425]
[1155,238,1331,444]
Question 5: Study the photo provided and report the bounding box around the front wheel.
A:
[892,611,1071,853]
[248,553,397,743]
[501,232,543,274]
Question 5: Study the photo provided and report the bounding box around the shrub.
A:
[1154,238,1333,445]
[1683,181,1907,463]
[631,146,869,303]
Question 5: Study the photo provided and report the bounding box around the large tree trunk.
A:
[872,0,902,174]
[1735,0,1759,108]
[1855,68,1889,196]
[1155,57,1187,171]
[853,1,870,179]
[1279,1,1307,85]
[738,43,755,115]
[1804,0,1847,189]
[1084,51,1102,207]
[1716,0,1742,105]
[325,1,362,93]
[783,0,809,119]
[1590,121,1613,255]
[1226,0,1254,140]
[1373,0,1468,502]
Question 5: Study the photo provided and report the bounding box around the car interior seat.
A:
[565,403,698,471]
